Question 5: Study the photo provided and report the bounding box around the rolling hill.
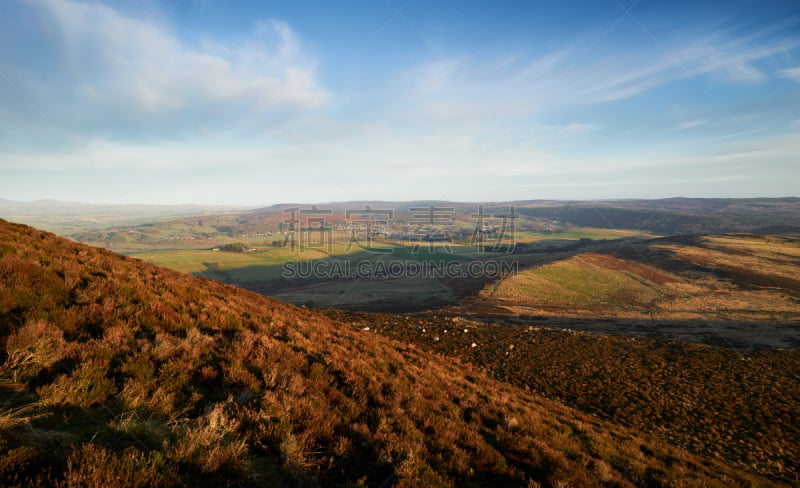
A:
[0,218,787,486]
[513,198,800,235]
[478,234,800,323]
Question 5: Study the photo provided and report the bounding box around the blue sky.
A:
[0,0,798,205]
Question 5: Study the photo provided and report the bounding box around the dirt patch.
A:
[578,252,681,285]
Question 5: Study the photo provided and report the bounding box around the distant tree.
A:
[220,242,248,253]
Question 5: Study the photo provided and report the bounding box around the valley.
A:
[2,218,792,486]
[1,198,799,486]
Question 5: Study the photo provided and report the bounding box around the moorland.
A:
[1,197,799,486]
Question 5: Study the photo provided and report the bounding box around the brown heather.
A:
[0,219,786,487]
[332,311,800,483]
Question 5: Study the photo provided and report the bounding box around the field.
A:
[485,253,669,308]
[131,242,365,279]
[0,199,244,236]
[15,202,799,328]
[18,200,798,320]
[119,225,649,311]
[481,235,800,323]
[514,227,654,244]
[270,277,456,310]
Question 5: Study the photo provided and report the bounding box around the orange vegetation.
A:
[0,219,788,487]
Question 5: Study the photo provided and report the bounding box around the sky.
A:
[0,0,799,205]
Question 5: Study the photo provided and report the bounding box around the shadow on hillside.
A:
[190,247,576,313]
[612,237,800,295]
[458,313,800,350]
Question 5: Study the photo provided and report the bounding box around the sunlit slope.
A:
[484,235,800,321]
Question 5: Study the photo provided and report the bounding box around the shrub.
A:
[1,320,66,383]
[37,360,117,408]
[168,402,248,475]
[60,443,170,488]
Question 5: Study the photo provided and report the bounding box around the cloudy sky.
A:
[0,0,798,205]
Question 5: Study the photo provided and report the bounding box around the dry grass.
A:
[483,235,800,322]
[0,218,786,487]
[0,405,43,431]
[339,309,800,482]
[1,320,66,383]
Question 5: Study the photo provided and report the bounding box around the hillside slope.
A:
[0,219,781,487]
[481,235,800,322]
[324,310,800,482]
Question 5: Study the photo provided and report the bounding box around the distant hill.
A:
[241,197,800,236]
[6,197,798,245]
[514,199,800,235]
[0,218,778,487]
[0,199,248,235]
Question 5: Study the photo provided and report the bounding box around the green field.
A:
[513,227,655,244]
[486,253,666,309]
[122,225,658,312]
[130,240,478,283]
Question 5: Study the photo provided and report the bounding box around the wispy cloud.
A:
[558,32,795,103]
[380,24,798,131]
[781,67,800,83]
[675,118,710,131]
[0,0,326,147]
[0,0,798,203]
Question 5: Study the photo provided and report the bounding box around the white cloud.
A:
[1,128,798,204]
[1,2,798,203]
[675,118,710,131]
[566,36,790,103]
[242,22,799,192]
[781,67,800,82]
[380,26,797,133]
[3,0,326,143]
[409,58,465,97]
